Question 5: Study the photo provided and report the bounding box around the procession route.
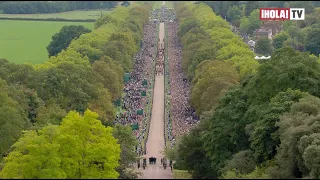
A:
[138,19,173,179]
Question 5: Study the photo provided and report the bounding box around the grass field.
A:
[0,9,112,20]
[0,20,93,64]
[172,170,192,179]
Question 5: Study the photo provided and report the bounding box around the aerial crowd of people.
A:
[113,19,158,156]
[149,6,176,22]
[166,17,199,143]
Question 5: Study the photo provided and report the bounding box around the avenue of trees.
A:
[0,1,117,14]
[172,2,320,179]
[0,3,151,178]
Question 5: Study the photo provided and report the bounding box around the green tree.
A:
[57,110,120,178]
[3,83,43,124]
[255,38,273,55]
[222,150,256,175]
[175,118,214,179]
[227,5,242,26]
[272,31,290,49]
[239,17,250,34]
[248,89,309,163]
[92,57,124,101]
[191,60,240,115]
[187,44,217,80]
[245,1,259,16]
[29,63,103,113]
[247,9,261,34]
[305,27,320,56]
[178,17,200,38]
[284,1,314,14]
[103,40,133,72]
[0,79,30,161]
[244,47,320,104]
[35,103,67,126]
[88,88,116,125]
[0,110,121,179]
[268,95,320,178]
[0,126,66,179]
[46,25,92,57]
[94,14,119,29]
[203,87,250,178]
[112,124,139,179]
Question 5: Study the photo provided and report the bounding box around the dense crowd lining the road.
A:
[166,10,199,145]
[148,6,200,148]
[113,19,157,156]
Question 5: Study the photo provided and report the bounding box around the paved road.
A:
[138,21,173,179]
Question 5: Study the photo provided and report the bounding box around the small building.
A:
[255,20,284,40]
[260,20,283,36]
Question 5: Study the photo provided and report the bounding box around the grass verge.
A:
[172,169,192,179]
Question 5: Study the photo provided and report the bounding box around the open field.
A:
[0,20,93,64]
[0,9,112,20]
[172,170,192,179]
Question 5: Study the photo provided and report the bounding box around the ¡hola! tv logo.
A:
[260,8,305,20]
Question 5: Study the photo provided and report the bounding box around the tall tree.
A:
[175,118,214,179]
[272,31,290,49]
[227,5,243,26]
[244,47,320,104]
[255,38,273,55]
[245,1,259,16]
[0,79,30,161]
[46,25,92,57]
[191,60,240,115]
[112,124,139,179]
[268,95,320,178]
[305,27,320,56]
[0,110,121,179]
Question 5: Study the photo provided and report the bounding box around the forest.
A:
[0,1,118,14]
[0,3,151,179]
[169,2,320,179]
[202,1,320,55]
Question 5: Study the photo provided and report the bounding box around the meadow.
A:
[0,9,112,20]
[0,20,93,64]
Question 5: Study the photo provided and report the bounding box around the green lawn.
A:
[172,170,192,179]
[0,9,112,20]
[0,20,93,64]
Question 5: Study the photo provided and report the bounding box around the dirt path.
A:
[138,21,173,179]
